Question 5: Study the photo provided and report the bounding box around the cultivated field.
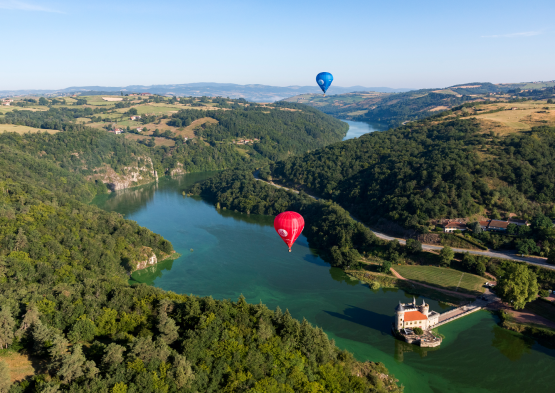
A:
[393,265,486,295]
[0,124,59,134]
[472,101,555,135]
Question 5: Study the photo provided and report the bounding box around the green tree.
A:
[0,361,11,393]
[68,318,97,343]
[38,97,49,105]
[128,108,138,115]
[516,239,540,255]
[58,344,87,383]
[413,327,423,335]
[171,354,195,389]
[497,263,539,310]
[380,260,392,274]
[469,222,482,234]
[405,239,422,254]
[439,246,454,267]
[531,214,553,237]
[102,343,126,372]
[548,99,554,104]
[16,303,39,339]
[157,309,179,345]
[0,306,15,349]
[112,383,128,393]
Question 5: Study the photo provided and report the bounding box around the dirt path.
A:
[489,301,555,330]
[390,268,476,299]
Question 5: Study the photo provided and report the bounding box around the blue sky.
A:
[1,0,554,90]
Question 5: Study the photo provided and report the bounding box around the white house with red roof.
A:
[394,297,440,331]
[444,222,467,233]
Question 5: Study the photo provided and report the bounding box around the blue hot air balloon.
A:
[316,72,333,96]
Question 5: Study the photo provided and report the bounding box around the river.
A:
[93,170,555,393]
[342,119,387,140]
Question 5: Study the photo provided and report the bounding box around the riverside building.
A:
[395,297,440,331]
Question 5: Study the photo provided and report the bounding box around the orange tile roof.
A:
[403,310,428,321]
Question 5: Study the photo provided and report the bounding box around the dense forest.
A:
[0,129,400,391]
[167,102,348,161]
[272,119,555,229]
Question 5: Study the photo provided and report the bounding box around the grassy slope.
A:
[390,265,486,295]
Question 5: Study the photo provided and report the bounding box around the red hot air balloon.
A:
[274,211,305,252]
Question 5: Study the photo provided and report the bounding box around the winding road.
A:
[253,172,555,271]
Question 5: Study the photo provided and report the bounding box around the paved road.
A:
[253,173,555,271]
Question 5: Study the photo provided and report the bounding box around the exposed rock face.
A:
[134,247,158,271]
[169,162,186,177]
[89,156,158,191]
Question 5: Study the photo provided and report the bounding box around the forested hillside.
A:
[271,116,555,235]
[0,96,347,180]
[0,117,400,392]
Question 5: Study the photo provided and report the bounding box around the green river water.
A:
[93,173,554,393]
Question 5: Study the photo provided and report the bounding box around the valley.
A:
[1,84,555,393]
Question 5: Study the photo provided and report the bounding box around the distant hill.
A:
[0,82,411,102]
[284,81,555,127]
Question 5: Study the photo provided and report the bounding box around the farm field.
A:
[0,124,59,134]
[472,101,555,135]
[393,265,487,295]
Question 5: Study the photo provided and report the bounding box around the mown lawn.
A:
[394,265,486,295]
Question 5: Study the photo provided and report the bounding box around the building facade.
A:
[394,298,440,331]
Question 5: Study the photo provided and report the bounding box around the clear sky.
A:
[1,0,554,90]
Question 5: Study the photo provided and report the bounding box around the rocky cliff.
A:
[169,162,186,177]
[134,246,158,271]
[89,156,158,191]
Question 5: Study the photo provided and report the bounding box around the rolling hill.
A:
[283,81,555,128]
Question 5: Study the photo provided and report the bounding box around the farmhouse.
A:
[108,128,122,134]
[130,115,141,121]
[444,222,467,233]
[488,220,509,231]
[477,220,512,231]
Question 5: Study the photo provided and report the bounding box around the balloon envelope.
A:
[274,211,305,252]
[316,72,333,94]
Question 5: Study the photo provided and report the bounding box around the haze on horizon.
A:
[1,0,553,90]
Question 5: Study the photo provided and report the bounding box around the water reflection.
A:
[394,338,440,363]
[324,304,392,334]
[92,172,218,216]
[329,267,360,286]
[342,120,387,141]
[214,205,274,226]
[491,326,533,361]
[130,257,176,286]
